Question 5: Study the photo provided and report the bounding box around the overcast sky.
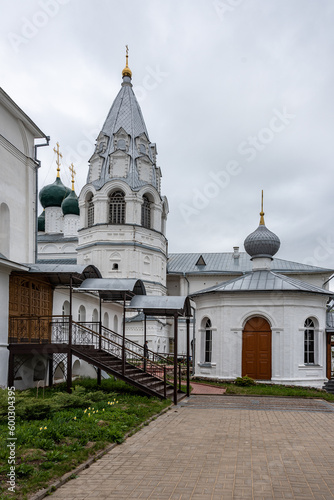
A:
[1,0,334,269]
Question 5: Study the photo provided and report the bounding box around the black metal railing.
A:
[9,315,69,344]
[100,325,171,365]
[72,321,173,390]
[8,315,183,397]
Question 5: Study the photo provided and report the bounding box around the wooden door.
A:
[9,274,53,343]
[242,317,271,380]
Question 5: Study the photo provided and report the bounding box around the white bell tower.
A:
[77,49,169,295]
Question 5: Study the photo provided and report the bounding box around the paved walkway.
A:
[50,395,334,499]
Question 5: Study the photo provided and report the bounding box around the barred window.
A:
[304,318,315,364]
[87,196,94,227]
[205,319,212,363]
[141,195,151,229]
[109,191,125,224]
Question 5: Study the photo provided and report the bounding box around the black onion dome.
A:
[61,190,80,216]
[39,177,71,208]
[244,224,280,259]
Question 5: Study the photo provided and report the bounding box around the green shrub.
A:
[235,375,256,386]
[16,463,35,478]
[17,400,52,420]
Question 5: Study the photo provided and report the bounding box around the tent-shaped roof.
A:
[128,295,192,317]
[191,270,334,297]
[78,278,146,301]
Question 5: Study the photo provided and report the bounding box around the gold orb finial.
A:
[122,45,132,78]
[259,190,265,225]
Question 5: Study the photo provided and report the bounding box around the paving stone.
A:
[50,395,334,499]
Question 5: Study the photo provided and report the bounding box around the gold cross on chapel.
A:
[53,142,63,178]
[69,163,76,191]
[259,189,265,226]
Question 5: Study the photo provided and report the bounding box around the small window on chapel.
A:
[205,319,212,363]
[304,318,315,365]
[112,263,119,270]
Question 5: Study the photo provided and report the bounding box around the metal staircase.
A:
[71,322,177,399]
[8,316,183,401]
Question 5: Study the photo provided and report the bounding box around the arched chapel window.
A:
[205,319,212,363]
[78,305,86,322]
[109,191,125,224]
[304,318,315,365]
[62,301,70,316]
[141,195,151,229]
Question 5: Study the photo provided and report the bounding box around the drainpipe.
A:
[183,274,196,375]
[34,136,50,263]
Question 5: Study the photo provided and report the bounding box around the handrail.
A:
[100,324,171,365]
[8,316,179,398]
[71,321,172,384]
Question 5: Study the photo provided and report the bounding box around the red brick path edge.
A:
[189,382,226,395]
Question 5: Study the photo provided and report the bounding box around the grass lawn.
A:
[0,378,171,500]
[191,377,334,400]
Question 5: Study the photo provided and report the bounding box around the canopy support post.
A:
[122,293,126,376]
[186,317,190,397]
[67,275,73,394]
[173,312,178,405]
[97,295,102,386]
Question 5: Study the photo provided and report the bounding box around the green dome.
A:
[39,177,71,208]
[61,190,80,216]
[38,210,45,232]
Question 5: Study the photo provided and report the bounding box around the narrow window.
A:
[78,305,86,322]
[205,319,212,363]
[87,195,94,227]
[109,191,125,224]
[141,195,151,229]
[304,318,315,364]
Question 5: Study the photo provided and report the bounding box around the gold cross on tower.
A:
[69,163,76,191]
[53,142,63,178]
[259,189,265,225]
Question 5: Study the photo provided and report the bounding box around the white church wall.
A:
[63,214,80,237]
[77,225,167,294]
[0,268,10,388]
[45,206,63,234]
[193,291,328,388]
[0,135,36,263]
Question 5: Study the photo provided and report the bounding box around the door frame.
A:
[242,316,272,380]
